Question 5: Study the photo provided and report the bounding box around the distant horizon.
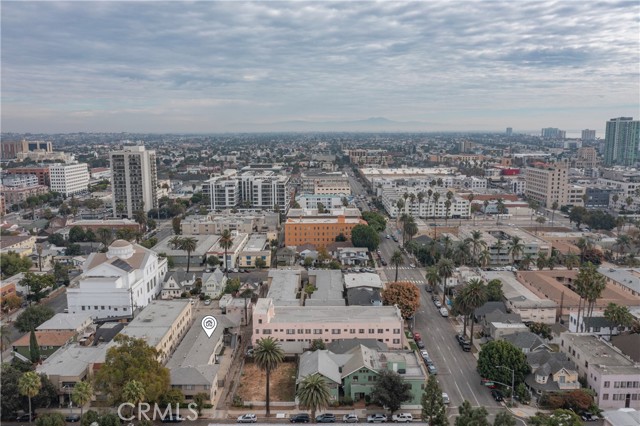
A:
[2,1,638,133]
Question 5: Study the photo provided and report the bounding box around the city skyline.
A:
[2,1,639,134]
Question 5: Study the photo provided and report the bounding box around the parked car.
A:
[367,414,388,423]
[434,300,442,308]
[316,414,336,423]
[65,414,81,423]
[290,414,311,423]
[442,393,450,404]
[455,334,466,344]
[386,235,391,239]
[413,333,421,341]
[342,414,359,423]
[204,299,211,306]
[16,413,37,422]
[391,413,412,423]
[409,263,416,268]
[161,415,184,423]
[427,364,438,375]
[237,414,257,423]
[417,341,425,349]
[439,307,449,317]
[580,412,596,422]
[491,390,504,402]
[460,341,471,352]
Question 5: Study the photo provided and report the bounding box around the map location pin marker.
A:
[201,315,217,338]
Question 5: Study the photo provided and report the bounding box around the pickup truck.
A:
[367,414,388,423]
[391,413,413,423]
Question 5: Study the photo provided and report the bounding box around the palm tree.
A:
[18,371,41,423]
[564,252,579,270]
[454,242,471,267]
[496,198,506,225]
[452,293,471,338]
[437,258,454,306]
[180,237,198,273]
[399,213,411,245]
[431,192,440,238]
[296,373,331,422]
[462,278,488,346]
[417,191,425,218]
[467,193,475,224]
[219,229,234,277]
[508,236,524,265]
[425,266,439,294]
[71,381,93,422]
[391,250,404,282]
[494,240,505,265]
[478,249,492,269]
[582,265,607,332]
[0,324,11,362]
[536,252,548,270]
[169,235,182,250]
[254,337,284,417]
[426,189,433,219]
[483,199,489,217]
[444,200,452,226]
[615,235,632,261]
[440,235,452,257]
[96,227,113,247]
[519,253,535,271]
[122,380,146,419]
[604,303,634,340]
[467,230,486,266]
[535,216,546,235]
[551,200,559,225]
[404,219,418,243]
[396,199,405,223]
[528,199,539,225]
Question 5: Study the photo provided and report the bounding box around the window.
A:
[258,319,262,324]
[604,381,610,388]
[298,329,303,334]
[286,329,295,335]
[314,329,323,334]
[332,329,341,335]
[393,329,400,334]
[350,329,355,334]
[263,329,272,335]
[305,329,311,334]
[393,339,400,344]
[81,306,85,311]
[369,329,375,333]
[359,329,365,334]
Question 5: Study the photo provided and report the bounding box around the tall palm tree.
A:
[454,242,471,267]
[564,252,579,270]
[219,230,234,277]
[122,380,146,419]
[440,235,452,257]
[425,265,440,291]
[508,236,524,265]
[391,250,404,282]
[478,249,492,269]
[467,230,486,266]
[581,265,607,332]
[399,213,411,245]
[180,237,198,273]
[462,278,488,346]
[417,191,425,218]
[536,252,548,270]
[296,373,331,422]
[615,235,632,261]
[496,198,506,225]
[444,199,452,226]
[426,189,433,219]
[452,292,471,338]
[71,381,93,422]
[519,253,535,270]
[395,199,405,227]
[409,193,416,214]
[604,303,634,340]
[467,193,475,224]
[437,258,454,306]
[431,192,440,238]
[18,371,41,423]
[254,337,284,417]
[169,235,183,250]
[404,219,418,243]
[494,240,505,265]
[528,199,539,225]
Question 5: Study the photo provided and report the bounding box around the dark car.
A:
[580,412,596,422]
[65,414,81,422]
[455,334,466,344]
[16,413,37,422]
[416,340,425,349]
[316,414,336,423]
[161,416,184,423]
[491,390,504,402]
[460,341,471,352]
[290,414,311,423]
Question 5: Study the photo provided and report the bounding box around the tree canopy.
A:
[381,282,420,319]
[370,370,412,414]
[477,340,530,388]
[529,409,582,426]
[421,375,448,426]
[455,400,489,426]
[20,272,55,303]
[350,224,380,251]
[15,305,55,333]
[0,251,33,278]
[362,211,387,232]
[94,335,170,404]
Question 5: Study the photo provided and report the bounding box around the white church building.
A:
[67,240,168,319]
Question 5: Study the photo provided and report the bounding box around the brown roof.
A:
[110,239,132,248]
[470,194,519,202]
[13,330,75,347]
[85,251,148,271]
[0,235,32,249]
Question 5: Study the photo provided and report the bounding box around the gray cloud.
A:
[1,1,639,133]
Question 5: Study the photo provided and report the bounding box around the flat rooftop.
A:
[257,298,402,324]
[482,271,556,308]
[119,300,191,347]
[344,273,383,289]
[597,267,640,294]
[561,333,640,375]
[37,345,108,377]
[242,233,268,252]
[153,234,219,257]
[37,313,92,331]
[208,233,248,253]
[267,270,301,306]
[307,270,345,306]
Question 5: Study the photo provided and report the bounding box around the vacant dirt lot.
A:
[236,361,297,402]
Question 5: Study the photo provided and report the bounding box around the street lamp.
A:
[497,365,515,405]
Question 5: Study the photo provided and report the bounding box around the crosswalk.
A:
[382,266,420,270]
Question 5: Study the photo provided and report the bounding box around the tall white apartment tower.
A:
[110,146,158,218]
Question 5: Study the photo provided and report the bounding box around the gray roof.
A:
[527,351,577,376]
[327,339,388,354]
[602,409,640,426]
[119,300,191,347]
[346,288,382,306]
[474,302,507,318]
[306,270,345,306]
[165,268,195,284]
[611,334,640,362]
[267,270,301,306]
[93,322,125,344]
[503,332,549,352]
[37,313,92,331]
[483,309,521,325]
[582,316,616,329]
[170,365,219,386]
[37,345,108,377]
[597,267,640,294]
[297,350,344,384]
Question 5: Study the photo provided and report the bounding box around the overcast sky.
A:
[2,1,639,134]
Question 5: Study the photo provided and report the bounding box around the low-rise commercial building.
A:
[180,212,279,235]
[238,234,270,268]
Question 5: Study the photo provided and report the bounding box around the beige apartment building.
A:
[525,162,568,207]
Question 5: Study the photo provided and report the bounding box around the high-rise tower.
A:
[110,145,158,218]
[604,117,640,166]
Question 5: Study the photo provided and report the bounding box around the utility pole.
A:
[497,365,515,405]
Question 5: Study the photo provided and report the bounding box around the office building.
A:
[0,140,52,160]
[301,171,351,195]
[524,162,568,207]
[284,208,366,247]
[506,127,513,136]
[49,163,90,197]
[541,128,565,139]
[582,129,596,141]
[110,146,158,218]
[604,117,640,166]
[203,170,290,212]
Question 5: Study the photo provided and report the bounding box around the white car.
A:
[409,263,416,268]
[367,414,388,423]
[237,414,257,423]
[343,414,359,423]
[440,307,449,317]
[442,393,450,404]
[391,413,413,423]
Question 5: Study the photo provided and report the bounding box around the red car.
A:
[413,333,421,341]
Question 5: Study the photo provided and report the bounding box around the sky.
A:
[1,1,639,134]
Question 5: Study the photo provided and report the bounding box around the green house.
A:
[297,344,427,405]
[12,330,75,361]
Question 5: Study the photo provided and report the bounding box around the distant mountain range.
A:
[236,117,437,132]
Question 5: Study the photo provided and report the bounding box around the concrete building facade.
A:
[49,163,90,197]
[604,117,640,166]
[110,146,158,219]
